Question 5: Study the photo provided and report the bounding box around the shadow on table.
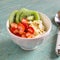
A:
[0,38,33,60]
[50,34,58,59]
[50,17,59,59]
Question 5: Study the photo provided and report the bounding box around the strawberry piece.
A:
[22,23,29,29]
[22,18,28,23]
[17,23,25,35]
[10,27,18,34]
[22,18,29,29]
[10,23,18,29]
[27,26,34,34]
[10,23,18,34]
[25,32,34,38]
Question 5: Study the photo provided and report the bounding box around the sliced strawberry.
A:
[27,35,34,38]
[21,18,29,29]
[13,29,18,34]
[15,33,20,36]
[10,23,18,34]
[25,32,34,38]
[21,34,26,38]
[27,27,34,34]
[17,23,25,35]
[22,23,29,29]
[22,18,28,23]
[10,23,18,29]
[10,27,14,33]
[21,33,26,38]
[10,27,18,34]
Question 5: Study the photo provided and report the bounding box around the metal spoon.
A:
[55,11,60,55]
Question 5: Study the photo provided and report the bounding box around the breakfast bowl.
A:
[6,8,52,50]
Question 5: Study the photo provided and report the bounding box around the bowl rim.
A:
[6,12,52,40]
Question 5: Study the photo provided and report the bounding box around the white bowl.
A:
[6,12,52,50]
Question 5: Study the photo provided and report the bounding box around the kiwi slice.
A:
[30,10,40,20]
[15,11,20,23]
[9,8,40,25]
[9,10,18,25]
[13,8,29,24]
[20,11,30,21]
[19,8,31,21]
[19,8,40,21]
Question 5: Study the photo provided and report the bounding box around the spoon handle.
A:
[56,29,60,55]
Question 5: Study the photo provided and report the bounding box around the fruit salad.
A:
[9,8,46,38]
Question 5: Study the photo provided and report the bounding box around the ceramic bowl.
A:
[6,12,52,50]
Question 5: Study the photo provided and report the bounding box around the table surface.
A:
[0,0,60,60]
